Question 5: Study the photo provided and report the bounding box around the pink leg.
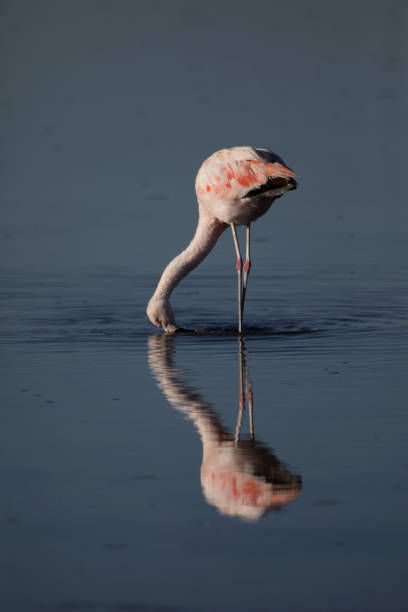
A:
[231,223,243,334]
[241,224,251,324]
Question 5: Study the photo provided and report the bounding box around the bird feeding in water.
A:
[146,146,297,334]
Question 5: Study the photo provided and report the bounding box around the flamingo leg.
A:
[241,224,252,326]
[230,223,243,334]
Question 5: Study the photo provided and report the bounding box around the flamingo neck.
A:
[152,212,227,301]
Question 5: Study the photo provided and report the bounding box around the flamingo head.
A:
[146,297,178,333]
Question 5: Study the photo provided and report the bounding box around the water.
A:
[2,0,408,608]
[1,236,407,612]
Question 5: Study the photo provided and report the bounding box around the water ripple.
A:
[0,267,407,347]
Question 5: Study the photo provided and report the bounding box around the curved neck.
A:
[152,213,227,301]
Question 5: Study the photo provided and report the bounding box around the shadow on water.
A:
[174,325,318,336]
[148,333,302,521]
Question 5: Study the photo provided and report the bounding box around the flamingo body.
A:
[147,146,297,332]
[196,146,296,226]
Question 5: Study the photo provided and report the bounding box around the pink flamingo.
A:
[147,146,297,333]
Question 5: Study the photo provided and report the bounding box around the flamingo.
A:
[146,146,297,333]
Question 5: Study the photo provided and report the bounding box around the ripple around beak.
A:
[163,324,179,333]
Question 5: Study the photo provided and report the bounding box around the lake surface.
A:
[2,1,408,609]
[1,234,407,612]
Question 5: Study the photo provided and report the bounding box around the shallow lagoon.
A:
[1,234,407,612]
[2,0,408,609]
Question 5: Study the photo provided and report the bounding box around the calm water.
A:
[2,1,408,609]
[1,237,407,612]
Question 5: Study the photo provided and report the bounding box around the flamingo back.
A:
[195,146,297,225]
[196,146,296,199]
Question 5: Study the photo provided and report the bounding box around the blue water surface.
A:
[1,234,407,612]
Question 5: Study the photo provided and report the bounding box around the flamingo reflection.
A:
[148,335,301,520]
